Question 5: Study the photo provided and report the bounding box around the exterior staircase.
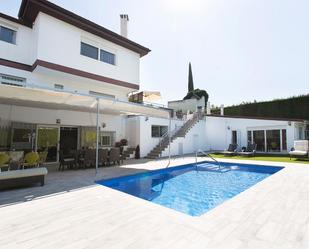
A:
[146,113,203,159]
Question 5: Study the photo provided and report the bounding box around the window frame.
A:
[100,49,116,65]
[151,125,168,138]
[0,25,17,45]
[80,42,99,60]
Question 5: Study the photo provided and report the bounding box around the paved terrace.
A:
[0,157,309,249]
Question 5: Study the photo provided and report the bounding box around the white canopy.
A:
[0,84,172,174]
[0,84,170,118]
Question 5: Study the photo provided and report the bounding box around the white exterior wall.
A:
[36,13,140,87]
[0,17,36,65]
[161,120,207,157]
[0,104,126,142]
[205,116,298,152]
[168,97,205,113]
[0,13,141,100]
[137,117,184,157]
[125,117,140,148]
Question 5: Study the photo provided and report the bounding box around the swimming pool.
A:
[97,162,283,216]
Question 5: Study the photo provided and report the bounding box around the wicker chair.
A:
[109,148,120,166]
[84,149,96,168]
[0,153,10,172]
[23,152,40,169]
[98,149,109,166]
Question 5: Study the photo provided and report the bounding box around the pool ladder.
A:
[195,149,222,170]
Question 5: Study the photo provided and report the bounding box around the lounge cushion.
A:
[289,151,308,156]
[0,168,48,180]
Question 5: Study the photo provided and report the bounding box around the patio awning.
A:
[0,84,170,118]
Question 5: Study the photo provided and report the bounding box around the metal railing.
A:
[195,149,222,169]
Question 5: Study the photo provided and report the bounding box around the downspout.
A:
[95,98,100,175]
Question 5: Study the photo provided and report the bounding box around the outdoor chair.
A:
[238,143,257,157]
[8,151,24,170]
[289,140,309,159]
[220,144,238,156]
[109,147,121,166]
[98,149,109,166]
[58,150,76,171]
[84,149,96,168]
[0,153,10,172]
[23,152,40,168]
[38,151,48,167]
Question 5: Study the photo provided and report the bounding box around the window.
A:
[0,26,16,44]
[101,136,111,146]
[80,41,116,65]
[12,128,32,143]
[100,49,115,65]
[1,74,25,87]
[89,91,115,99]
[100,132,115,147]
[247,130,252,144]
[151,125,168,137]
[54,84,64,90]
[266,130,280,152]
[231,130,237,144]
[80,42,98,60]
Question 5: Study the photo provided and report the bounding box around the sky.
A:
[1,0,309,107]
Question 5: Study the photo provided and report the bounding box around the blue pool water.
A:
[97,162,283,216]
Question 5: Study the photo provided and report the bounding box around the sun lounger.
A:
[289,140,309,159]
[238,143,257,157]
[221,144,238,156]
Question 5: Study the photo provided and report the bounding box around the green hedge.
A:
[222,95,309,120]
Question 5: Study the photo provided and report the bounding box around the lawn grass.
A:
[208,153,309,164]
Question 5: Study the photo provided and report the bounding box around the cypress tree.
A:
[188,62,194,93]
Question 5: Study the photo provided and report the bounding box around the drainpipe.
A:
[95,98,100,175]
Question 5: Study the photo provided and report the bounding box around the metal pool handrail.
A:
[195,149,222,170]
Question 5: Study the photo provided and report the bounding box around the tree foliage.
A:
[188,62,194,92]
[183,88,209,107]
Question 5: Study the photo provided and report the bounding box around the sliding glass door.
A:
[248,128,287,153]
[253,130,265,152]
[266,130,280,152]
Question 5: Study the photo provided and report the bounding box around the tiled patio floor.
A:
[1,157,309,249]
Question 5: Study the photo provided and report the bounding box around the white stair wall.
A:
[161,119,207,157]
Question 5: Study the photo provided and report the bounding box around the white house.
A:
[0,0,308,165]
[0,0,173,162]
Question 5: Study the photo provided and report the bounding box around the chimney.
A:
[120,14,129,38]
[220,104,224,116]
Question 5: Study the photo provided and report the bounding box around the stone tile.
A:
[0,157,309,248]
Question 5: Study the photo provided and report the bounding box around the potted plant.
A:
[115,142,122,148]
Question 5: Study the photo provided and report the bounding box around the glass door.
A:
[37,126,59,163]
